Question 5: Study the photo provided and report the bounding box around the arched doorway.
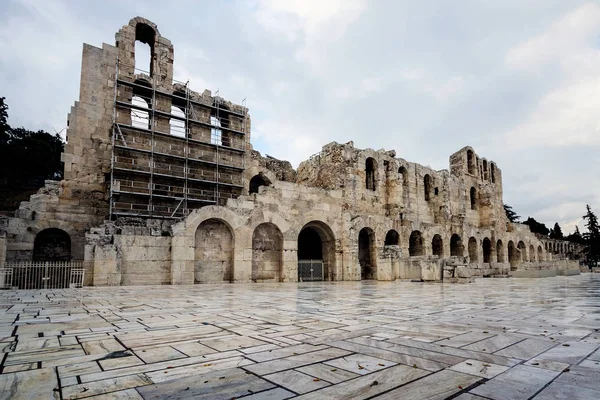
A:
[359,227,376,280]
[529,245,535,262]
[384,230,399,246]
[508,241,518,267]
[482,238,492,263]
[297,221,336,281]
[194,219,234,283]
[432,234,443,257]
[450,234,463,257]
[409,231,424,256]
[468,237,478,263]
[518,241,526,263]
[537,245,543,262]
[496,240,505,263]
[33,228,71,261]
[252,223,283,282]
[249,174,271,194]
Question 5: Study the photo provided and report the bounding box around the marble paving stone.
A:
[85,389,143,399]
[471,365,561,400]
[532,382,600,400]
[462,334,525,353]
[0,368,59,400]
[449,359,510,378]
[294,364,430,400]
[296,363,360,384]
[245,344,327,363]
[244,348,351,376]
[135,346,186,364]
[324,353,395,375]
[534,341,598,364]
[145,356,254,383]
[1,276,600,398]
[373,369,482,400]
[62,374,152,400]
[493,338,558,360]
[238,387,295,399]
[264,370,330,393]
[138,367,273,400]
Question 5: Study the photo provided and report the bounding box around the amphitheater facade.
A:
[0,18,580,286]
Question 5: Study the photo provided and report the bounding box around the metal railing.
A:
[298,260,324,282]
[0,262,85,289]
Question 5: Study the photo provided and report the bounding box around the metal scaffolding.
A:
[109,60,247,220]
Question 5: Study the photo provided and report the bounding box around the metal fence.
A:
[298,260,324,282]
[0,262,85,289]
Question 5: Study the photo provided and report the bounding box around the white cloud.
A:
[503,3,600,149]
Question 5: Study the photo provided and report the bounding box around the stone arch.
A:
[468,237,478,262]
[508,241,518,267]
[194,218,234,283]
[409,230,424,256]
[384,230,400,246]
[537,245,543,262]
[398,166,408,187]
[483,160,488,181]
[249,173,272,194]
[366,157,377,191]
[450,234,463,257]
[134,22,156,74]
[470,187,477,210]
[359,227,376,280]
[518,241,527,263]
[33,228,71,262]
[424,174,432,201]
[298,221,336,281]
[491,163,496,183]
[496,240,505,263]
[467,149,475,175]
[131,95,151,130]
[252,223,283,282]
[432,234,443,257]
[483,237,492,263]
[529,245,535,262]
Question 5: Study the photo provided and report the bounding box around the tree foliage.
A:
[522,217,550,236]
[0,97,64,211]
[549,222,564,239]
[583,205,600,267]
[504,204,520,223]
[566,226,585,244]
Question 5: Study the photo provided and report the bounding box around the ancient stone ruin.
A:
[0,17,582,286]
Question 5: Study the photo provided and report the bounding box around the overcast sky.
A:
[1,0,599,233]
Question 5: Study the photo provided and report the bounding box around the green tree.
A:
[582,205,600,268]
[550,222,564,239]
[504,204,520,223]
[523,217,550,236]
[0,97,8,143]
[0,97,64,211]
[566,226,584,244]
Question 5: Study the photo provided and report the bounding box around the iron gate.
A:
[298,259,324,281]
[0,262,85,289]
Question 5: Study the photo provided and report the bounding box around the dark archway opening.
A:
[470,187,477,210]
[134,23,156,75]
[467,149,475,175]
[424,174,432,202]
[496,240,505,263]
[366,158,376,191]
[483,238,492,263]
[450,234,463,257]
[409,231,424,256]
[432,234,443,257]
[384,230,399,246]
[297,221,335,281]
[508,241,518,267]
[33,228,71,262]
[359,228,376,280]
[249,174,270,194]
[468,237,478,263]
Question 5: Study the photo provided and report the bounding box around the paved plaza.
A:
[0,275,599,399]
